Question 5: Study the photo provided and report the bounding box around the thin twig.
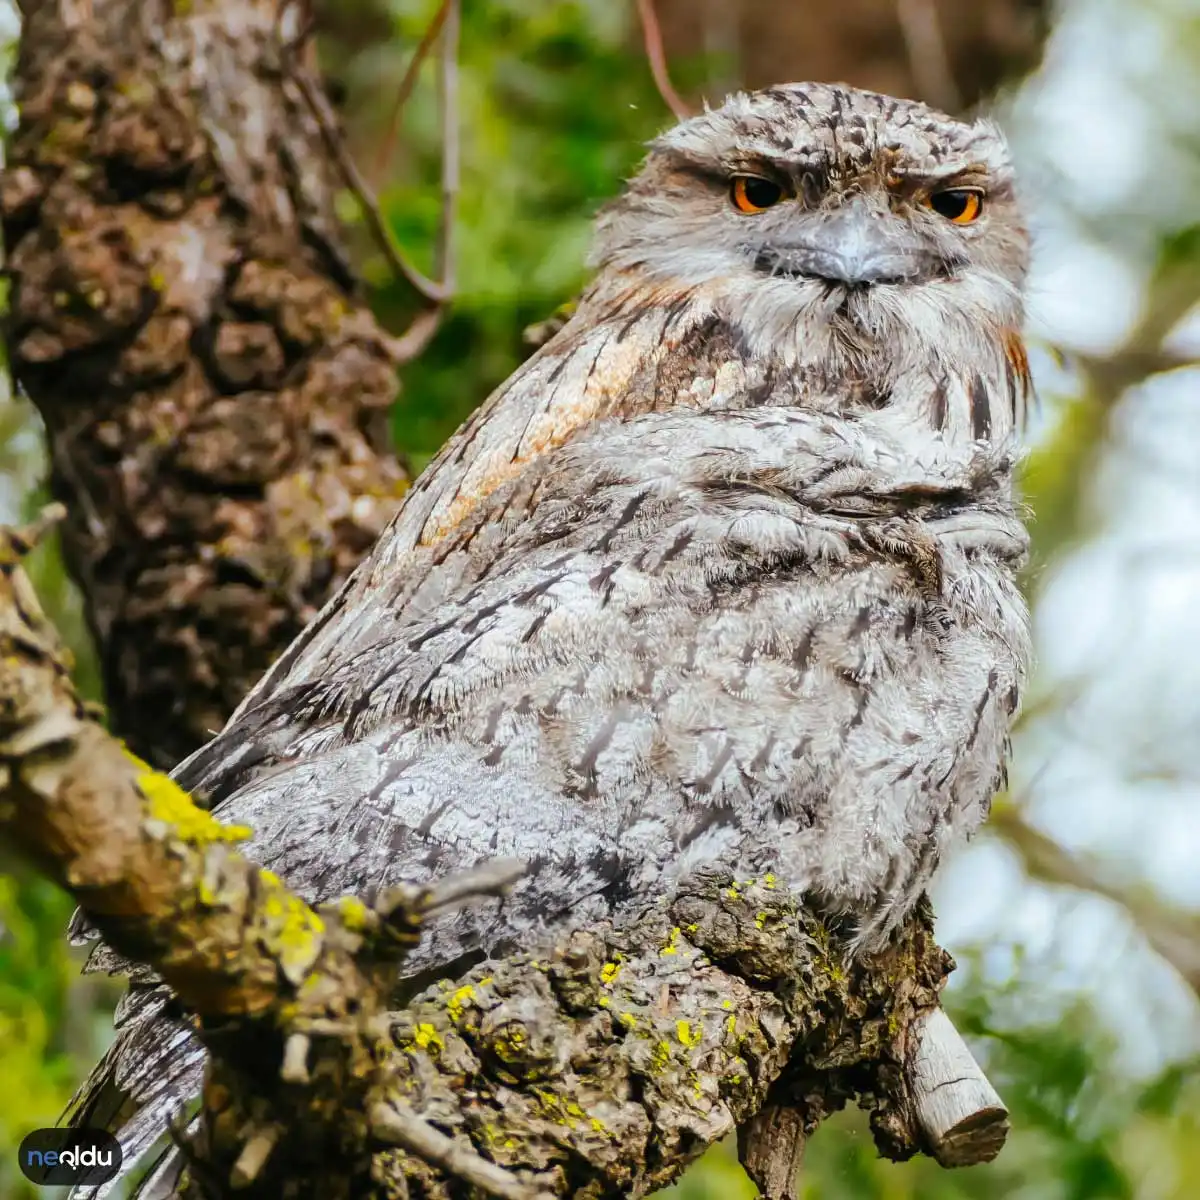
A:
[436,0,460,292]
[2,502,66,559]
[419,857,526,916]
[895,0,962,113]
[370,1102,551,1200]
[280,1033,311,1084]
[634,0,692,120]
[387,306,445,364]
[165,1112,221,1197]
[231,1123,284,1189]
[375,0,452,181]
[288,66,449,305]
[275,0,316,60]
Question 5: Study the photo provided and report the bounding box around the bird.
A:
[67,81,1034,1195]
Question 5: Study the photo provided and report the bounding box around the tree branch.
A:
[1022,257,1200,575]
[634,0,693,119]
[989,802,1200,996]
[375,0,453,181]
[289,59,450,308]
[1004,261,1200,1000]
[0,7,1055,1195]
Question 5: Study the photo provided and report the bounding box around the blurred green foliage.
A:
[0,871,90,1194]
[1,1,1199,1198]
[0,332,109,1200]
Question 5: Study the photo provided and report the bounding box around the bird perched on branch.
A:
[69,82,1033,1195]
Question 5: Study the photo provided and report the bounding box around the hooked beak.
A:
[754,202,935,287]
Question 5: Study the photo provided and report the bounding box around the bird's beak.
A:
[760,201,927,286]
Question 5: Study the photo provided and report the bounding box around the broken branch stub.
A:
[908,1006,1010,1166]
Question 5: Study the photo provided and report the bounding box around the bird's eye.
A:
[926,189,983,224]
[731,176,784,214]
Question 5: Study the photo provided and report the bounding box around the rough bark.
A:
[2,513,994,1199]
[1,0,411,768]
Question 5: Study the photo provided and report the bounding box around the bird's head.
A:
[592,83,1029,378]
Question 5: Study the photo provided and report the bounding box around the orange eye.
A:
[927,188,983,224]
[731,175,784,214]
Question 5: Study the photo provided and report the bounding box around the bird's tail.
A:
[65,984,205,1199]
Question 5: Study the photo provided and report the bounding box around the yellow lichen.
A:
[127,749,251,847]
[413,1023,444,1053]
[600,961,621,985]
[447,983,476,1024]
[651,1040,672,1071]
[754,910,768,930]
[331,895,371,931]
[531,1089,595,1131]
[257,869,325,981]
[491,1024,528,1061]
[676,1020,702,1048]
[660,926,681,956]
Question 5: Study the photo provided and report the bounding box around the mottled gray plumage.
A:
[69,82,1033,1196]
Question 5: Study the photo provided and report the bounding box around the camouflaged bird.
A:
[69,82,1034,1195]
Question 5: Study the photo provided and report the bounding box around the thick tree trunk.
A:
[2,0,410,767]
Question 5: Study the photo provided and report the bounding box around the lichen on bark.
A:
[368,877,951,1199]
